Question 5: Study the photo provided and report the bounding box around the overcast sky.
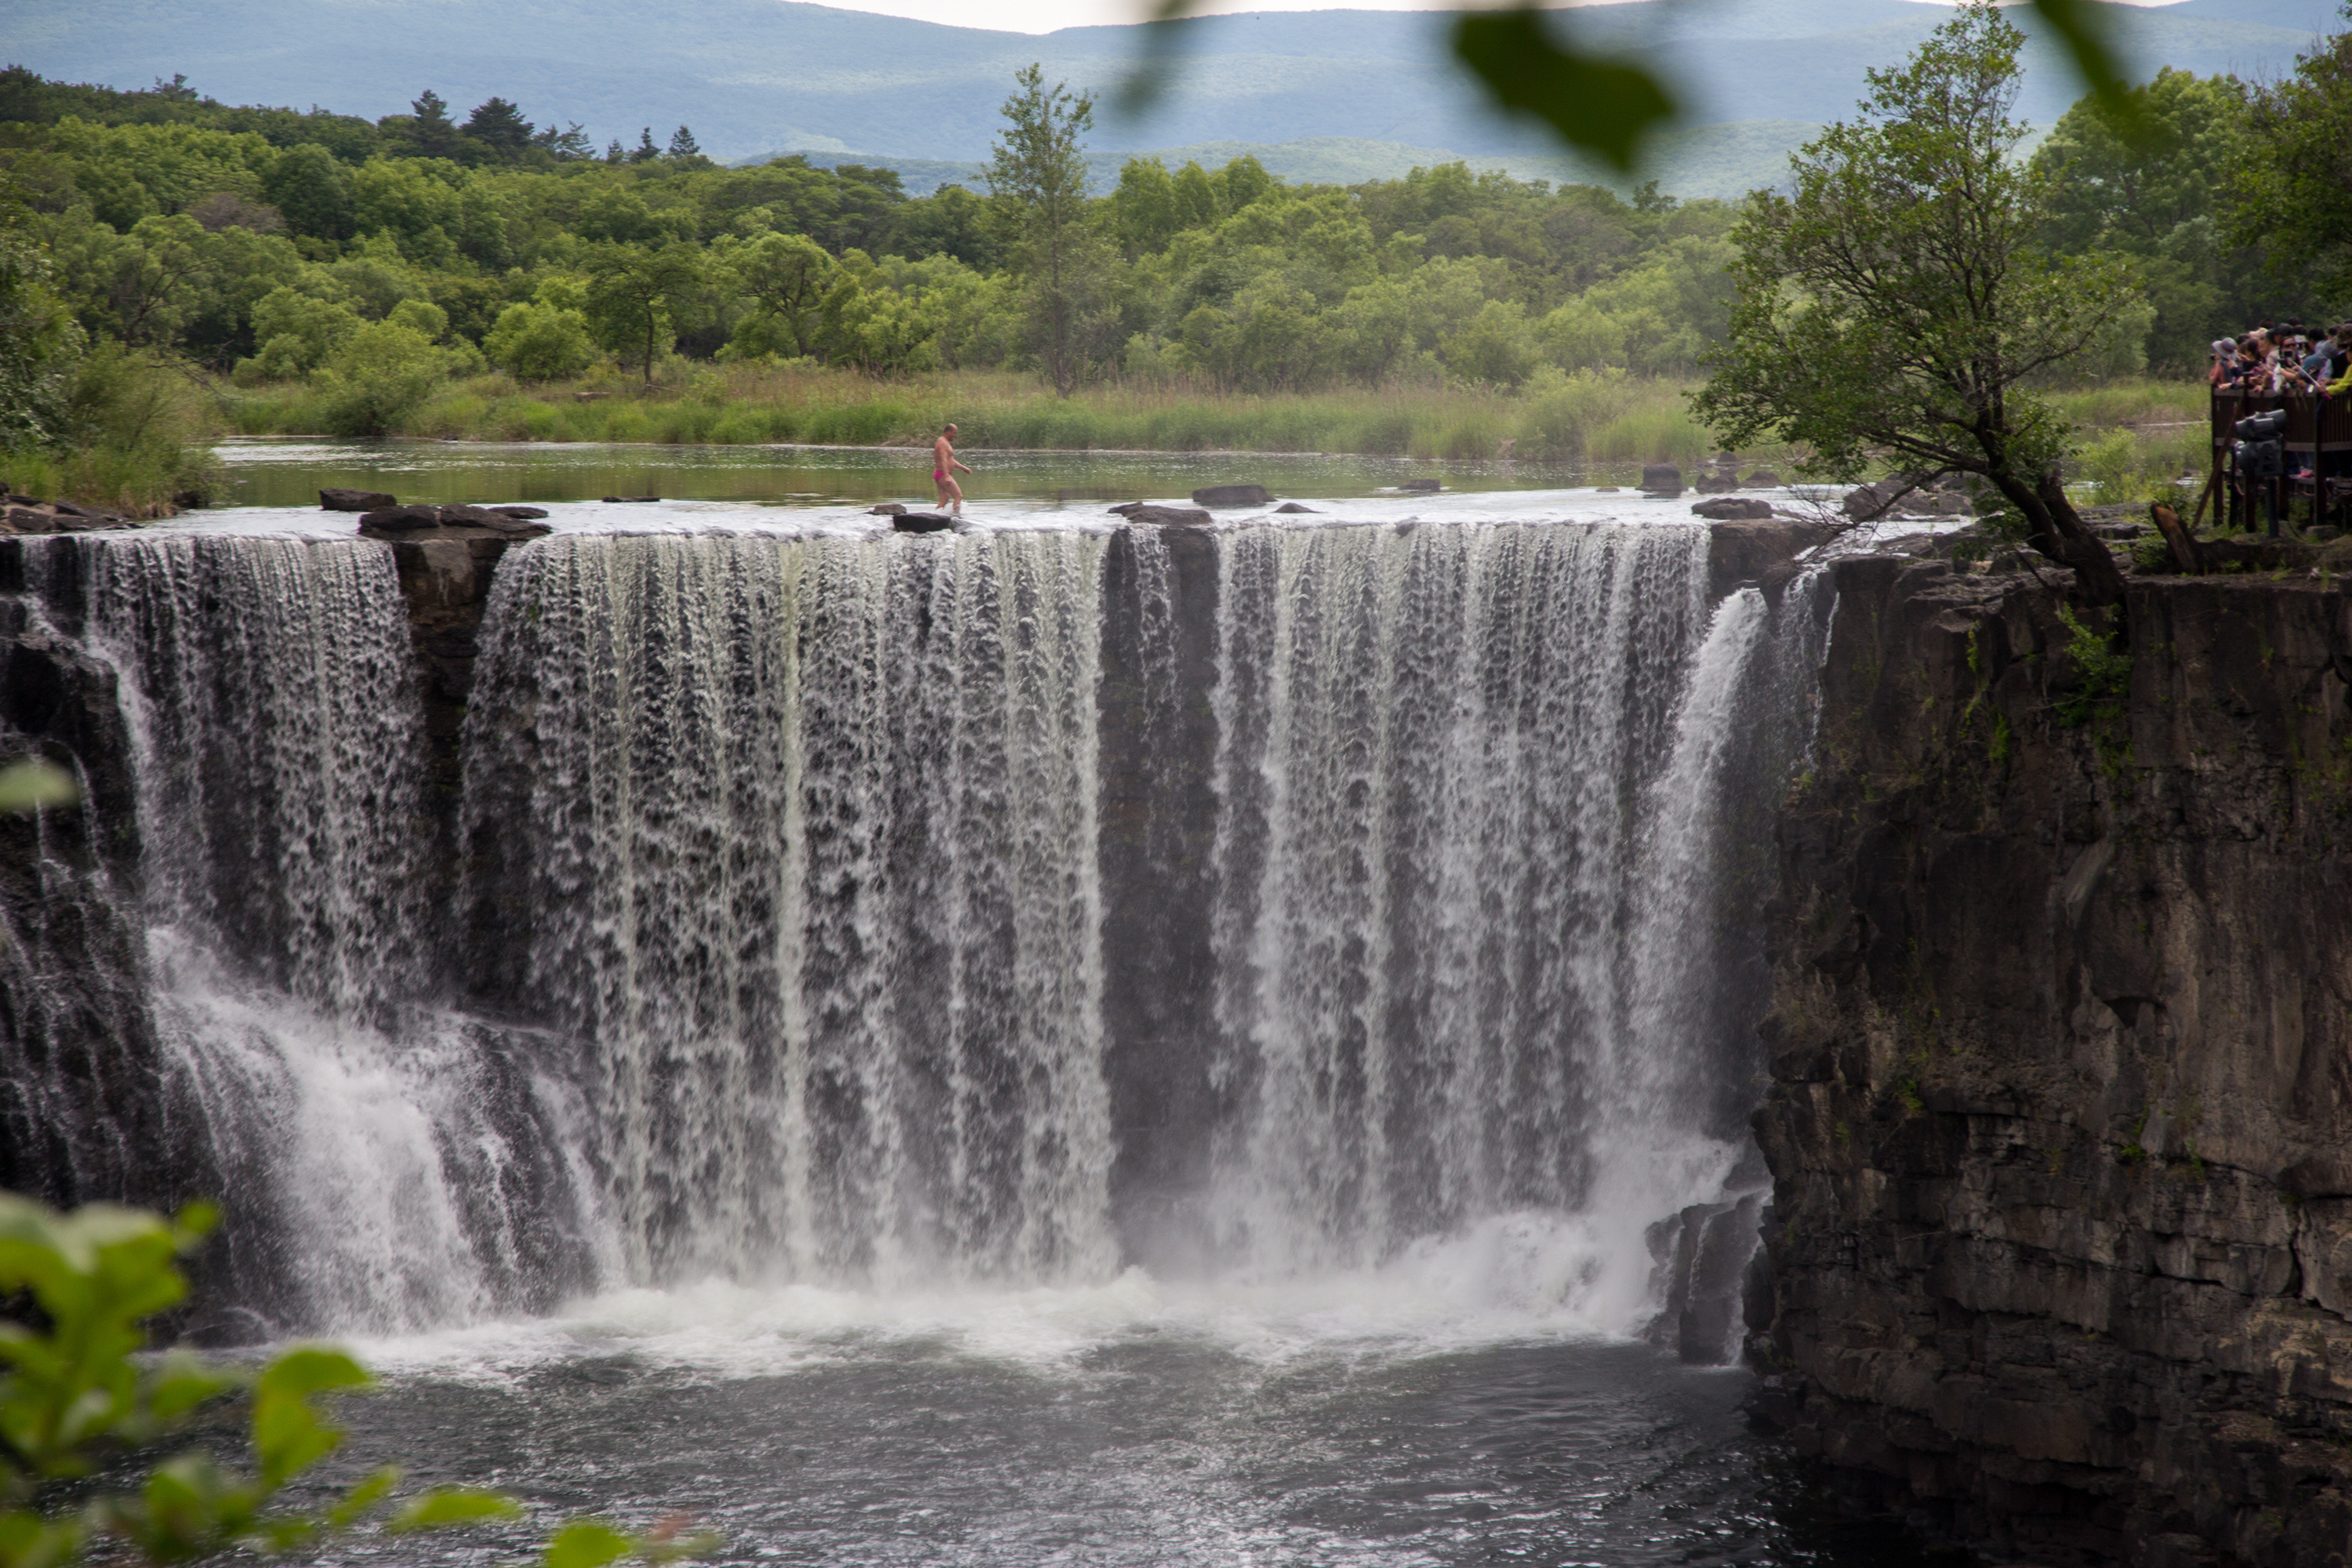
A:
[814,0,2178,38]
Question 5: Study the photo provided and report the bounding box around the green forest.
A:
[0,27,2347,513]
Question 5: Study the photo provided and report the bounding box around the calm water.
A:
[184,440,1924,1567]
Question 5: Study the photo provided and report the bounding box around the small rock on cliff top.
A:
[1192,484,1272,507]
[1109,503,1212,524]
[1,499,135,534]
[319,488,397,512]
[357,505,552,541]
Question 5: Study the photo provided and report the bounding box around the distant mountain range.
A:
[9,0,2334,198]
[763,121,1828,202]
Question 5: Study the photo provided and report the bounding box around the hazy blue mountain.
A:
[762,121,1818,202]
[6,0,2326,180]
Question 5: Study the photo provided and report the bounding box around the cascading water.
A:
[459,532,1116,1290]
[42,535,602,1334]
[1197,522,1799,1327]
[2,516,1826,1352]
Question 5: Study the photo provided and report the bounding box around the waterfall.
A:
[461,532,1116,1290]
[1203,521,1725,1280]
[56,536,601,1335]
[1,517,1829,1347]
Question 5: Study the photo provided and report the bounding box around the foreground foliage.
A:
[0,1192,710,1568]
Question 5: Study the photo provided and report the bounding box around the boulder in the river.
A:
[358,504,553,542]
[356,504,445,533]
[1273,502,1319,514]
[1192,483,1273,507]
[1691,497,1774,521]
[0,499,132,534]
[891,511,956,533]
[1743,470,1782,488]
[1640,464,1684,495]
[869,503,907,516]
[1109,502,1214,524]
[319,488,397,512]
[1398,477,1441,493]
[601,495,660,503]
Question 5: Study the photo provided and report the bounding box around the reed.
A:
[217,365,2209,472]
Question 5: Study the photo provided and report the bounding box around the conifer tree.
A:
[667,125,700,159]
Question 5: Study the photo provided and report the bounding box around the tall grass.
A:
[218,363,2210,477]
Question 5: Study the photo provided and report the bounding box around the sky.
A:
[805,0,2182,37]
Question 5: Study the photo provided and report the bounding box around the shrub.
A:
[316,319,445,437]
[485,302,600,382]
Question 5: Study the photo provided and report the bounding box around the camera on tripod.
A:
[2235,407,2287,477]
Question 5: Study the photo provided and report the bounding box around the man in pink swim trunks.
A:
[933,423,971,517]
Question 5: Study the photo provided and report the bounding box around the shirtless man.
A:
[933,423,972,516]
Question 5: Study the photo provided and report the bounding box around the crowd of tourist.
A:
[2210,320,2352,394]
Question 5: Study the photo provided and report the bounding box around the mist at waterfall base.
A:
[0,503,1940,1563]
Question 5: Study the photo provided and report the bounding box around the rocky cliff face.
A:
[1753,546,2352,1566]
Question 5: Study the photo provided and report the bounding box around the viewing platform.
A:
[2208,388,2352,532]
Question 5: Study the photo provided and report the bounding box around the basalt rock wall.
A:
[1753,548,2352,1566]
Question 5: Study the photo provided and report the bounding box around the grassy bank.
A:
[223,365,1755,467]
[218,363,2213,480]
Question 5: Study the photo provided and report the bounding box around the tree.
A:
[720,230,837,358]
[1690,3,2135,604]
[259,143,355,242]
[392,89,463,162]
[484,299,597,379]
[532,120,595,162]
[666,125,700,159]
[2034,68,2270,369]
[0,225,82,446]
[631,126,660,165]
[316,318,446,435]
[2226,13,2352,301]
[987,64,1117,396]
[583,241,702,382]
[462,96,534,161]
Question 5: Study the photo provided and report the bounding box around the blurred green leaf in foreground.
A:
[0,1191,716,1568]
[1126,0,2131,176]
[0,759,76,815]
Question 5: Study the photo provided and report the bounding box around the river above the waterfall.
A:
[198,437,1819,535]
[280,1264,1933,1568]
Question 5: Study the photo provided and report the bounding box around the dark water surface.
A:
[270,1280,1939,1568]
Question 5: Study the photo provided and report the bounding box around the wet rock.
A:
[601,495,660,503]
[1744,470,1782,488]
[1273,502,1319,514]
[357,504,444,533]
[1694,472,1741,495]
[1640,464,1683,495]
[358,506,553,542]
[869,503,907,516]
[1692,497,1774,521]
[319,488,397,512]
[1704,519,1842,600]
[0,501,132,535]
[1753,555,2352,1566]
[891,512,956,533]
[1112,504,1212,525]
[1399,478,1441,493]
[1192,483,1273,507]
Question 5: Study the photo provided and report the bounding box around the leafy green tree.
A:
[583,241,702,382]
[2227,14,2352,301]
[0,226,82,447]
[1691,2,2135,604]
[235,285,361,379]
[2034,67,2269,368]
[316,318,445,435]
[719,230,837,358]
[259,144,356,244]
[485,299,598,379]
[988,64,1118,396]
